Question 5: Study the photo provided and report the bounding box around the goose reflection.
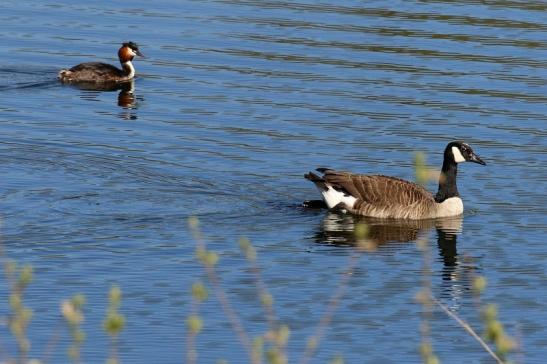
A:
[313,212,461,250]
[312,211,475,303]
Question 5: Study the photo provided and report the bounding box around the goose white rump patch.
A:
[321,186,357,210]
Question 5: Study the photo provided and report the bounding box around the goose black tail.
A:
[305,171,328,191]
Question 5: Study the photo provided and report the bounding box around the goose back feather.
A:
[306,169,438,219]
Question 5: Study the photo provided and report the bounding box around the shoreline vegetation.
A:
[0,154,516,364]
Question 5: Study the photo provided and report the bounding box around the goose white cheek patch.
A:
[452,146,466,163]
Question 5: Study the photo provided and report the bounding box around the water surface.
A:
[1,0,546,363]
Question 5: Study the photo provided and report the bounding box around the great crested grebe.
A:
[305,141,486,219]
[58,42,144,84]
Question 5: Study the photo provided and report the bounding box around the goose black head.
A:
[445,141,486,166]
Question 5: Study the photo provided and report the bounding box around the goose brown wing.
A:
[321,170,435,208]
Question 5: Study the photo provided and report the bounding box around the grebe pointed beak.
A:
[135,49,145,57]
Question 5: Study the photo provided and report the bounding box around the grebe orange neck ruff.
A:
[58,42,144,84]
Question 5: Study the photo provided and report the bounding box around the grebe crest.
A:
[58,42,144,84]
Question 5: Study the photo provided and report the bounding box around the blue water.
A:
[1,0,546,363]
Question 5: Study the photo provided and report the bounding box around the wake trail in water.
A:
[0,66,60,91]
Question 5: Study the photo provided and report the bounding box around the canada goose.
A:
[304,141,486,219]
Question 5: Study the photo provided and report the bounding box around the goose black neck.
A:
[435,160,459,203]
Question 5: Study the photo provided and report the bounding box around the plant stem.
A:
[432,296,505,364]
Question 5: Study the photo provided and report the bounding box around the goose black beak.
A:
[470,153,486,165]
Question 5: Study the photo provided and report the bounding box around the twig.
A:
[40,323,62,364]
[189,220,256,364]
[238,238,279,339]
[186,300,198,364]
[432,296,505,364]
[0,221,13,364]
[246,251,284,361]
[298,252,361,364]
[250,261,277,331]
[208,270,256,362]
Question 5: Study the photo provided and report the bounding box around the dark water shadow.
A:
[312,212,462,250]
[308,207,479,302]
[63,79,143,119]
[64,79,139,106]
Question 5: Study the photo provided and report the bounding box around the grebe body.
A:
[59,42,143,84]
